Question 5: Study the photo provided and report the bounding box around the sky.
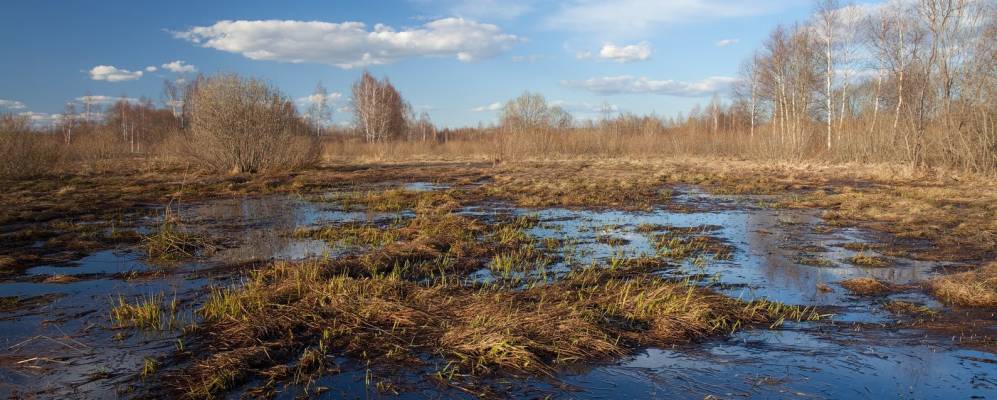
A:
[0,0,848,127]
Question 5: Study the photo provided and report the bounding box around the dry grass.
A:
[930,263,997,308]
[840,277,893,296]
[174,257,822,398]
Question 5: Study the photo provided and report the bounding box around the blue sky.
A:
[0,0,834,127]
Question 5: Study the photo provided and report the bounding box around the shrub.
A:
[184,74,317,174]
[0,114,62,179]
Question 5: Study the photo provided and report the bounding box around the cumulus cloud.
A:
[161,60,197,73]
[89,65,143,82]
[471,102,504,112]
[0,99,26,110]
[562,75,737,97]
[173,18,520,68]
[145,66,158,72]
[546,0,792,34]
[598,41,651,62]
[715,38,739,47]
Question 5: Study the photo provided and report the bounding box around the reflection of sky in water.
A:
[567,328,996,399]
[1,188,991,399]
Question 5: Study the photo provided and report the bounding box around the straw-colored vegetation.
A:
[840,277,893,296]
[178,256,822,397]
[930,263,997,308]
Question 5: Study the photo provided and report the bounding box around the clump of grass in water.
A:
[141,357,158,382]
[797,255,834,267]
[143,205,210,261]
[172,254,825,397]
[882,300,936,316]
[847,253,890,267]
[929,262,997,308]
[839,277,893,295]
[110,292,180,330]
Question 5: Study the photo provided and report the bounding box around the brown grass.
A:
[840,277,893,296]
[930,263,997,308]
[175,257,821,398]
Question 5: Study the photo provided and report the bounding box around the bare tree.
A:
[163,78,190,129]
[351,71,408,143]
[306,82,333,136]
[817,0,837,150]
[500,92,572,132]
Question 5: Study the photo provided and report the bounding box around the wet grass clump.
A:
[110,293,180,330]
[168,254,823,397]
[930,262,997,308]
[846,253,890,268]
[652,232,733,261]
[882,300,936,317]
[143,208,211,261]
[840,277,894,296]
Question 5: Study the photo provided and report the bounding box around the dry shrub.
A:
[184,74,318,174]
[930,263,997,308]
[66,130,130,162]
[0,117,62,179]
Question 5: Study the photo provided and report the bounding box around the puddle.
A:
[0,188,992,399]
[27,250,148,276]
[569,328,996,399]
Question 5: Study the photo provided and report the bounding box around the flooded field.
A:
[1,177,994,399]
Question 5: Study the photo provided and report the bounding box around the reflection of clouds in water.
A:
[569,328,994,399]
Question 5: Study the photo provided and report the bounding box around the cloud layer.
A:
[562,75,736,97]
[174,18,519,68]
[89,65,143,82]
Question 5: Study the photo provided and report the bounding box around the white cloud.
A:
[75,95,140,105]
[145,66,158,72]
[174,18,520,68]
[598,41,651,62]
[715,38,739,47]
[575,51,593,60]
[0,99,26,110]
[296,92,343,106]
[89,65,143,82]
[546,0,792,35]
[562,75,737,97]
[161,60,197,73]
[471,102,503,112]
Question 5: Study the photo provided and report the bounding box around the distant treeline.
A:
[2,0,993,177]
